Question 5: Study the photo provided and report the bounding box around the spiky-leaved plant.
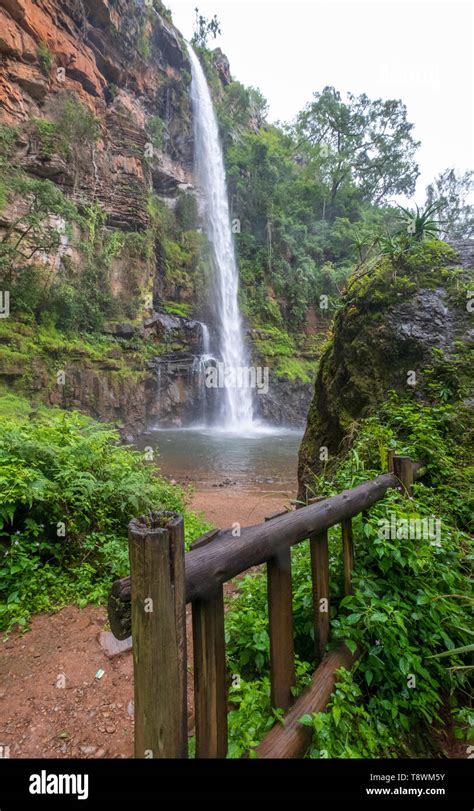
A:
[395,201,443,241]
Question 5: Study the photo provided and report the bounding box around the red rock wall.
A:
[0,0,193,229]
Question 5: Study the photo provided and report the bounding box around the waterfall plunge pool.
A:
[134,427,303,492]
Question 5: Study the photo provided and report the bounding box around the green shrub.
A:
[137,25,151,59]
[37,42,53,76]
[147,115,164,151]
[0,395,208,631]
[175,192,198,231]
[31,119,59,158]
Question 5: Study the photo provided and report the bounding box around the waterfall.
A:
[198,321,210,354]
[187,44,255,431]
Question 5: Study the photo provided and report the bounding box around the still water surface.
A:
[135,428,303,491]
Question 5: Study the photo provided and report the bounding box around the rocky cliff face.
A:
[0,309,215,436]
[0,0,193,224]
[256,374,313,427]
[298,240,474,497]
[0,0,200,326]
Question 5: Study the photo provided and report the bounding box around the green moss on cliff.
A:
[251,324,321,384]
[0,316,157,405]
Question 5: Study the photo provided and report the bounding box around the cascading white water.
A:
[187,44,254,431]
[198,321,210,354]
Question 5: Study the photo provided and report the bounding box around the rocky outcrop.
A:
[298,240,474,497]
[52,365,152,438]
[0,0,194,231]
[0,309,217,436]
[141,311,204,350]
[258,377,313,428]
[212,48,231,86]
[147,353,217,428]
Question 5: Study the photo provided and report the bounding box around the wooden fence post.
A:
[267,548,295,711]
[342,518,354,596]
[128,512,187,759]
[387,448,395,473]
[393,455,413,497]
[192,586,228,758]
[310,530,330,663]
[264,512,296,711]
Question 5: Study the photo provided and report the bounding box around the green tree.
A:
[425,168,474,239]
[295,86,420,213]
[216,82,268,147]
[192,8,221,48]
[0,175,76,284]
[49,91,99,193]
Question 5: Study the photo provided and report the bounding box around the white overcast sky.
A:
[166,0,473,203]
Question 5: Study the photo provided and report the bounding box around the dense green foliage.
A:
[223,395,473,757]
[197,47,470,361]
[0,393,208,631]
[223,120,383,330]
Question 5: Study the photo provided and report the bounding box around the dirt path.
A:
[0,605,134,758]
[0,488,292,759]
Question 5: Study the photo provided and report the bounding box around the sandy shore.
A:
[190,486,296,528]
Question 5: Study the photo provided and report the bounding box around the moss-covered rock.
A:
[298,239,474,496]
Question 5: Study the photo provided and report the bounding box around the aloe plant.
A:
[395,201,443,241]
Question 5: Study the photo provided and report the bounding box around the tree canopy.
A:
[294,86,420,211]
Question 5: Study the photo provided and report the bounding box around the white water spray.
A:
[198,321,210,354]
[187,44,254,431]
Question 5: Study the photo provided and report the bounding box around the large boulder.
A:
[298,239,474,497]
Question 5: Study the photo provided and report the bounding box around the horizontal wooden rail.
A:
[255,644,359,758]
[109,462,422,640]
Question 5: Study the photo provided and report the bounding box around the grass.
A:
[161,301,193,318]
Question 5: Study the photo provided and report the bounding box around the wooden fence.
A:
[108,453,422,759]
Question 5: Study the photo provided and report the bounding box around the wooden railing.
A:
[108,454,422,758]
